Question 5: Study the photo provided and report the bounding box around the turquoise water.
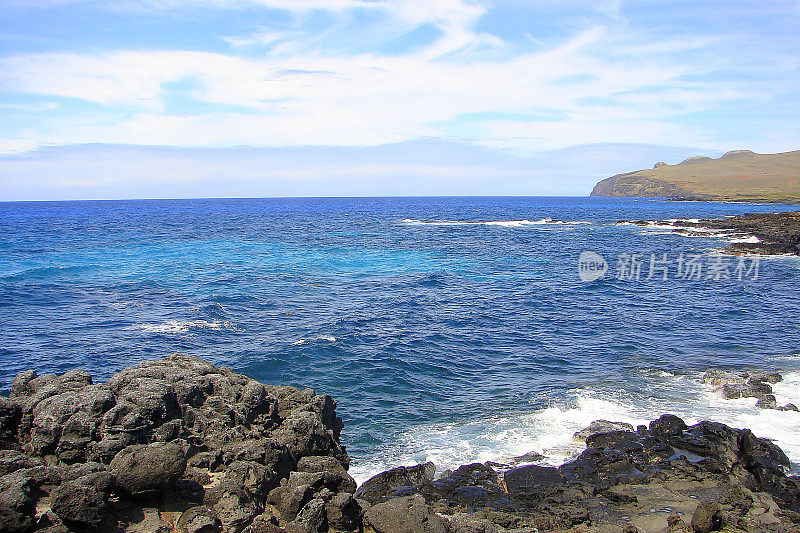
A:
[2,197,799,480]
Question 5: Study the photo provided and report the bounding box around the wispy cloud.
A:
[0,0,798,158]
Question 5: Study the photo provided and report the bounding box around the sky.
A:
[1,0,799,200]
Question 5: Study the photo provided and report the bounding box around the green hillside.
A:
[590,149,800,202]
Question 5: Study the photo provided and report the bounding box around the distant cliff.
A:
[590,149,800,202]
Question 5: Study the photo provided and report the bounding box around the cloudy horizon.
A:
[1,0,799,200]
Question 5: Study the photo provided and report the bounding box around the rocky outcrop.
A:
[357,414,800,532]
[695,211,800,255]
[618,211,800,256]
[703,369,799,411]
[3,356,800,532]
[0,354,355,532]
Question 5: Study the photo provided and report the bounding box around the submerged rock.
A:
[703,368,799,414]
[572,419,634,442]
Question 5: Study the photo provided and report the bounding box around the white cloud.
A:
[1,0,798,155]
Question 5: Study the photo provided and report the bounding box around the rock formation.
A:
[2,356,800,532]
[0,354,356,532]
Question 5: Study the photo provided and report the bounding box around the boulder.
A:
[649,413,688,435]
[212,486,263,530]
[176,505,221,533]
[362,494,448,533]
[110,441,186,498]
[573,420,634,442]
[503,465,563,494]
[690,500,720,533]
[285,498,326,533]
[355,462,435,504]
[722,381,772,401]
[5,356,800,533]
[756,395,777,409]
[50,482,107,527]
[324,492,360,531]
[506,450,544,465]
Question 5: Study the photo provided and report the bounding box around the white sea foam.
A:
[349,370,800,485]
[400,218,590,227]
[291,335,336,345]
[130,319,233,334]
[729,235,761,244]
[621,219,759,244]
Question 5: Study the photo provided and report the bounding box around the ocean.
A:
[1,196,799,483]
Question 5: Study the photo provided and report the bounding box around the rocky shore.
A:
[1,355,800,533]
[621,211,800,255]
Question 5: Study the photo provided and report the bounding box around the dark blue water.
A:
[2,197,799,479]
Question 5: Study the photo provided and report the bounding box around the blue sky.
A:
[1,0,799,200]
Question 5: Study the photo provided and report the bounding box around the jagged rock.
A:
[0,450,41,477]
[242,514,286,532]
[722,381,773,401]
[0,397,21,446]
[750,371,782,384]
[324,492,360,531]
[218,460,276,499]
[410,463,507,511]
[756,394,778,409]
[0,507,33,533]
[285,498,326,533]
[702,369,748,387]
[703,368,786,402]
[362,494,448,533]
[0,468,47,531]
[296,455,348,477]
[504,464,563,494]
[0,354,354,533]
[355,462,436,504]
[212,486,264,530]
[573,419,634,442]
[4,356,800,533]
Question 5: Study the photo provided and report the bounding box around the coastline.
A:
[618,210,800,256]
[2,355,800,532]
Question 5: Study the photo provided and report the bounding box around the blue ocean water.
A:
[2,197,800,480]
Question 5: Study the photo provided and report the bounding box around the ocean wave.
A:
[128,319,235,334]
[348,370,800,485]
[617,219,759,244]
[0,264,97,281]
[291,334,337,346]
[400,218,590,227]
